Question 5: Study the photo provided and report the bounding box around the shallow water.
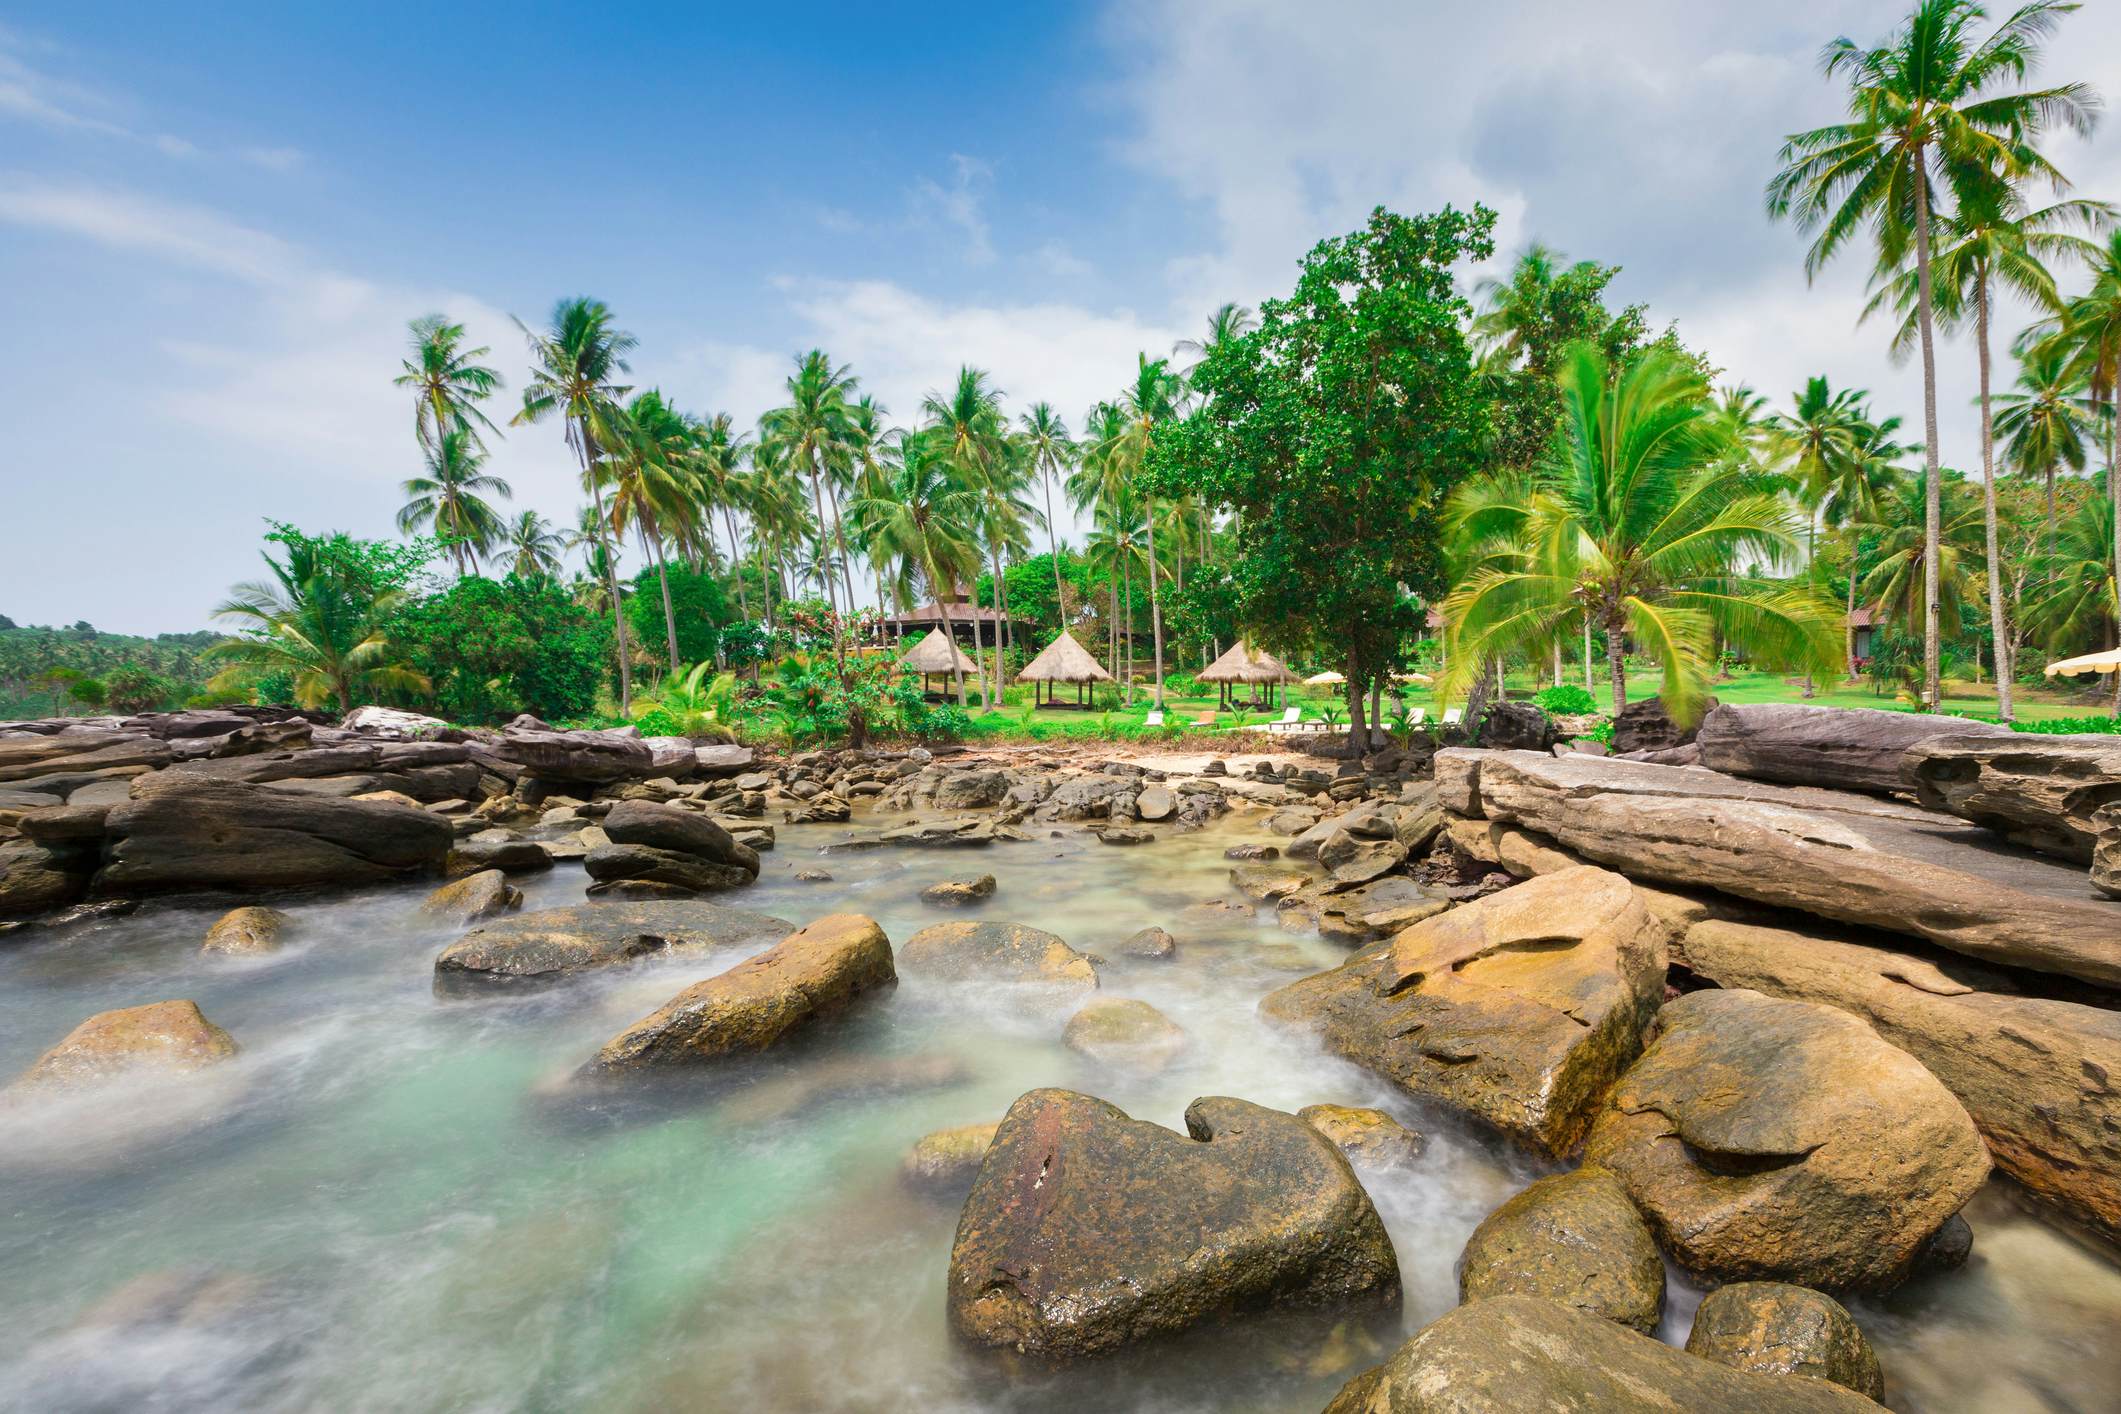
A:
[1,809,2115,1412]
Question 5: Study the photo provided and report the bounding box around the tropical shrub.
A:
[1534,683,1597,715]
[387,573,608,723]
[624,565,732,666]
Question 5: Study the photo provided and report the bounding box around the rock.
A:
[94,773,453,895]
[901,1122,999,1197]
[1476,701,1555,752]
[1262,867,1665,1157]
[340,705,449,738]
[1612,695,1710,755]
[1096,826,1154,845]
[10,1000,238,1090]
[418,869,522,924]
[1696,702,2010,794]
[1455,1168,1663,1333]
[1062,997,1188,1071]
[445,836,553,876]
[2097,802,2121,898]
[1431,749,1485,816]
[934,769,1010,810]
[1583,988,1987,1291]
[1135,784,1175,821]
[921,874,996,906]
[1904,732,2121,861]
[1231,864,1310,902]
[586,914,896,1070]
[1393,786,1445,854]
[1326,839,1407,887]
[1265,808,1319,836]
[1297,1104,1424,1170]
[1685,1282,1885,1401]
[692,743,755,777]
[433,900,791,988]
[899,920,1099,990]
[793,868,833,883]
[201,905,289,956]
[1460,749,2121,988]
[0,840,93,917]
[601,800,760,877]
[1679,917,2121,1241]
[1224,842,1280,861]
[1118,925,1177,961]
[1341,1296,1882,1412]
[480,726,654,785]
[584,843,754,894]
[734,771,773,792]
[717,1052,972,1126]
[946,1089,1401,1359]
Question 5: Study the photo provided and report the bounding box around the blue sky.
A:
[5,1,2120,633]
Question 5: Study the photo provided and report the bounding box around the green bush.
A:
[921,705,974,741]
[624,565,731,666]
[1535,683,1597,715]
[388,575,610,724]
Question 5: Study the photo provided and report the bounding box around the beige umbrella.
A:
[1391,671,1434,685]
[2044,649,2121,677]
[1304,670,1346,686]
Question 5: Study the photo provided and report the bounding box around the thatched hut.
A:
[1015,630,1113,708]
[898,628,976,699]
[1197,640,1300,710]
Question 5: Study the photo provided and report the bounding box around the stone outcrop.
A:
[920,874,996,906]
[1583,988,1988,1291]
[478,726,654,785]
[340,705,449,737]
[947,1088,1400,1359]
[1904,732,2121,861]
[1612,696,1708,755]
[94,773,454,895]
[1454,1168,1663,1333]
[1297,1104,1424,1170]
[1696,702,2008,794]
[1118,925,1176,960]
[433,900,791,987]
[10,1000,238,1090]
[1456,749,2121,988]
[1475,701,1555,752]
[418,869,523,924]
[899,920,1100,990]
[1261,867,1665,1157]
[933,769,1010,810]
[1330,1296,1881,1412]
[2098,802,2121,898]
[586,914,896,1070]
[0,840,94,917]
[1679,917,2121,1241]
[1684,1282,1885,1402]
[1061,998,1188,1072]
[201,905,289,956]
[901,1122,999,1197]
[580,799,761,895]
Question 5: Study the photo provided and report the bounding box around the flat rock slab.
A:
[587,914,896,1069]
[1262,867,1665,1157]
[1332,1296,1882,1412]
[1461,750,2121,988]
[1906,733,2121,861]
[1680,916,2121,1242]
[433,900,792,988]
[947,1088,1400,1359]
[1696,702,2010,794]
[1583,988,1988,1292]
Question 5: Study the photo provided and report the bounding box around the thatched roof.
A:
[1198,640,1300,684]
[1016,630,1114,684]
[897,627,975,674]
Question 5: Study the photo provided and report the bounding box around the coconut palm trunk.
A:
[1606,602,1628,715]
[1144,496,1167,709]
[649,525,681,673]
[1974,280,2013,721]
[1912,171,1944,712]
[932,575,968,710]
[580,421,633,713]
[989,538,1007,707]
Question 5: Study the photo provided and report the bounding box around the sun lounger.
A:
[1143,710,1165,728]
[1440,706,1463,726]
[1408,706,1427,726]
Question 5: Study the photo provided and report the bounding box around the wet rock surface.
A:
[1684,1281,1885,1401]
[418,868,523,924]
[1296,1104,1424,1171]
[920,874,997,906]
[1583,988,1988,1291]
[1061,997,1188,1072]
[901,1122,1000,1197]
[1454,1168,1663,1333]
[11,1000,238,1091]
[433,900,792,987]
[947,1088,1400,1359]
[200,905,289,956]
[899,920,1100,990]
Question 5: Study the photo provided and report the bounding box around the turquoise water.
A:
[0,811,2114,1412]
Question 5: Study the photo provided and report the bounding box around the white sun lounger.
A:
[1440,706,1463,726]
[1143,709,1166,728]
[1407,706,1427,726]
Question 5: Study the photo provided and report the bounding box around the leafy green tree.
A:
[849,428,981,708]
[1767,0,2098,708]
[609,389,707,670]
[1446,344,1843,722]
[1474,244,1648,473]
[1147,205,1498,747]
[760,351,861,674]
[387,573,609,723]
[922,366,1010,706]
[2021,489,2118,662]
[1101,355,1185,706]
[1995,337,2104,529]
[623,564,729,668]
[103,667,180,714]
[1857,468,1987,644]
[1016,403,1076,626]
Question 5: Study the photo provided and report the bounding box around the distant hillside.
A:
[0,618,218,718]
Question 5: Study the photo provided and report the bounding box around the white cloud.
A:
[0,177,310,285]
[913,152,996,265]
[240,145,305,173]
[1031,238,1092,280]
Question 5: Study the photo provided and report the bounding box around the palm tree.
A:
[1829,413,1915,673]
[394,315,503,452]
[512,297,640,710]
[760,351,860,669]
[1018,402,1076,612]
[1995,337,2102,529]
[1174,302,1257,374]
[1766,0,2098,709]
[922,367,1010,706]
[2021,490,2118,668]
[396,430,512,575]
[1070,401,1130,690]
[1768,377,1867,696]
[2036,228,2121,710]
[1085,486,1151,704]
[1858,470,1988,647]
[1445,344,1842,721]
[685,411,752,621]
[205,536,428,713]
[609,390,706,672]
[1102,355,1184,707]
[849,429,982,708]
[504,511,564,580]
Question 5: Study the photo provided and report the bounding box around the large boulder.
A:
[600,800,760,877]
[1904,732,2121,861]
[1679,917,2121,1241]
[1330,1296,1882,1412]
[2097,802,2121,898]
[1061,998,1188,1072]
[692,743,756,778]
[201,905,289,956]
[10,1000,238,1091]
[1297,1104,1424,1170]
[340,705,449,738]
[1261,867,1665,1157]
[901,1121,1000,1197]
[1612,695,1709,755]
[934,769,1010,810]
[947,1088,1400,1359]
[583,844,753,895]
[1460,749,2121,988]
[419,869,523,924]
[1475,701,1555,752]
[1685,1282,1885,1402]
[93,773,453,895]
[586,914,896,1070]
[1696,702,2009,794]
[899,920,1100,990]
[1455,1168,1663,1333]
[1583,988,1988,1291]
[479,727,654,785]
[0,840,93,917]
[433,900,791,988]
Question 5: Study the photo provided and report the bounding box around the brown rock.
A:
[1231,864,1311,902]
[1583,988,1988,1291]
[1297,1104,1424,1169]
[11,1000,238,1090]
[201,905,289,956]
[900,1122,999,1197]
[1261,867,1665,1157]
[899,919,1099,990]
[1697,701,2009,794]
[1685,1282,1885,1401]
[1118,925,1177,960]
[1905,732,2121,861]
[1455,1168,1662,1333]
[1061,997,1188,1072]
[433,900,791,988]
[419,869,523,924]
[920,874,997,906]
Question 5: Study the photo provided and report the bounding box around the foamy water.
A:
[0,810,2113,1412]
